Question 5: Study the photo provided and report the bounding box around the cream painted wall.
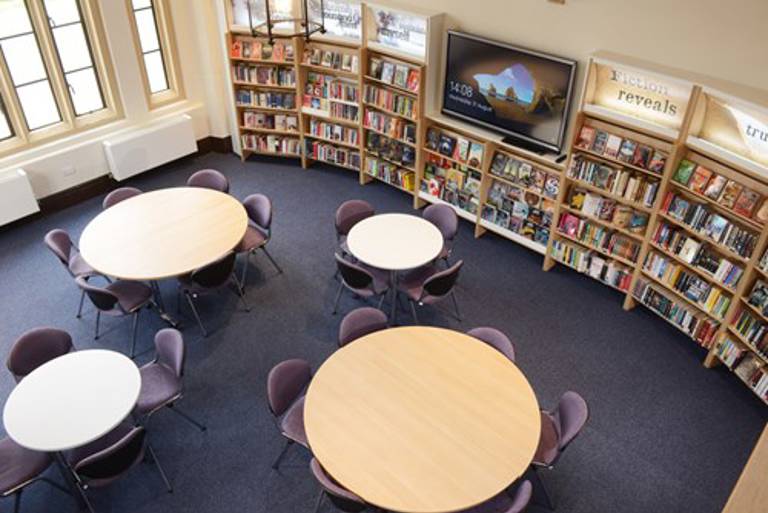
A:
[0,0,220,199]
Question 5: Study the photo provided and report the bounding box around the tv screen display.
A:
[442,31,576,153]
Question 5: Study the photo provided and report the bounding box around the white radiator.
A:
[0,169,39,226]
[103,114,197,181]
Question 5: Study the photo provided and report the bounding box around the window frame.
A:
[126,0,184,108]
[0,0,121,158]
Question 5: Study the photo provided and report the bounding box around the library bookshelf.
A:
[228,33,303,160]
[360,49,425,195]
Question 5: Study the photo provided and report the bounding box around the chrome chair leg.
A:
[147,443,173,493]
[409,300,419,324]
[94,311,101,340]
[76,290,86,319]
[529,466,554,510]
[232,275,250,312]
[272,439,293,470]
[185,294,207,337]
[262,247,283,274]
[313,490,325,513]
[240,253,250,288]
[130,310,140,359]
[332,282,344,315]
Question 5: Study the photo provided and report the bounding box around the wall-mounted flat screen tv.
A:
[442,31,577,154]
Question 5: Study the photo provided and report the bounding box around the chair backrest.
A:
[505,480,533,513]
[74,426,146,488]
[75,276,120,312]
[7,327,73,382]
[187,169,230,193]
[102,187,142,210]
[267,359,312,417]
[423,204,458,241]
[44,229,73,267]
[423,260,463,299]
[190,252,237,289]
[154,328,184,378]
[553,391,589,452]
[466,327,516,363]
[334,254,374,292]
[243,193,272,233]
[338,307,388,347]
[310,458,365,510]
[335,200,374,238]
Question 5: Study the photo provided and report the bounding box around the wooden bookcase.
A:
[359,49,425,195]
[297,39,364,173]
[227,33,303,159]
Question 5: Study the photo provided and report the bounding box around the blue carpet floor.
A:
[0,151,765,513]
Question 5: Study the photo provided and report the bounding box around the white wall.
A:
[0,0,223,199]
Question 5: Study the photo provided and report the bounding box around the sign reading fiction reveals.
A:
[700,94,768,168]
[591,63,691,130]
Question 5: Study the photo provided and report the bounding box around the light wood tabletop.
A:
[722,423,768,513]
[304,326,541,513]
[3,350,141,452]
[346,213,444,271]
[79,187,247,281]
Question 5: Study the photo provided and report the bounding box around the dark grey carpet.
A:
[0,152,765,513]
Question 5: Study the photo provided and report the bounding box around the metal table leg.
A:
[54,451,85,508]
[389,271,398,325]
[150,280,182,329]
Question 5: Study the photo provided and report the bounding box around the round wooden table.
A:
[304,327,541,513]
[346,214,443,322]
[3,350,141,452]
[80,187,247,281]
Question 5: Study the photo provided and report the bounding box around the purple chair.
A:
[0,437,69,513]
[333,254,390,315]
[177,252,249,337]
[310,458,365,513]
[466,327,516,363]
[66,421,171,512]
[460,481,532,513]
[102,187,142,210]
[235,193,282,286]
[334,200,374,252]
[186,169,229,193]
[75,276,153,358]
[267,358,312,470]
[423,204,458,264]
[6,327,74,382]
[530,391,589,508]
[397,260,463,324]
[44,228,97,318]
[134,329,206,432]
[338,307,388,347]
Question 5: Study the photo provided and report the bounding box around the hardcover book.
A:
[591,131,609,154]
[406,69,420,92]
[673,160,696,186]
[618,140,637,163]
[604,134,623,158]
[491,152,508,175]
[481,204,497,223]
[718,180,744,209]
[689,166,713,194]
[426,128,440,151]
[504,159,521,180]
[438,134,456,157]
[467,143,484,168]
[508,216,524,233]
[543,175,560,198]
[703,174,727,200]
[632,145,653,169]
[575,126,596,150]
[380,62,395,83]
[648,151,667,173]
[733,188,761,218]
[453,137,470,163]
[393,64,409,89]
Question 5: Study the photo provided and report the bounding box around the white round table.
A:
[3,350,141,452]
[346,213,443,322]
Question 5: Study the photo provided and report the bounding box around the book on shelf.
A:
[303,47,359,73]
[366,132,415,169]
[236,89,296,110]
[731,354,768,402]
[363,85,418,119]
[232,64,296,87]
[717,336,748,369]
[688,165,713,195]
[308,119,359,145]
[550,239,633,290]
[241,134,301,155]
[489,151,560,199]
[748,280,768,318]
[364,110,416,143]
[660,191,759,259]
[368,56,420,93]
[576,125,667,174]
[231,38,294,62]
[734,188,761,218]
[366,157,415,191]
[557,212,641,262]
[632,278,719,347]
[422,153,483,218]
[568,155,659,208]
[305,139,361,169]
[243,111,299,132]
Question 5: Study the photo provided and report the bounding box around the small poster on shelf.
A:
[366,5,427,58]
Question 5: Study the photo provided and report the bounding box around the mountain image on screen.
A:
[472,64,564,117]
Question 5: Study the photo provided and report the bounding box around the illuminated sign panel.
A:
[699,94,768,168]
